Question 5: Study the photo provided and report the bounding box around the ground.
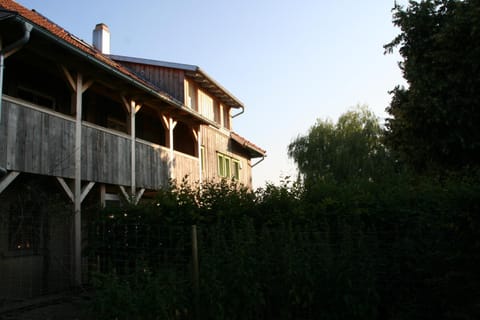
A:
[0,293,92,320]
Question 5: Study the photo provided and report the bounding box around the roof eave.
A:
[6,13,217,127]
[110,54,244,110]
[186,67,245,110]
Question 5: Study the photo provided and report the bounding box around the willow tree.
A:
[288,106,390,184]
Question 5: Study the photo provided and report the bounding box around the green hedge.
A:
[89,175,480,319]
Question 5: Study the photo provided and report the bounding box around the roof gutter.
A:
[231,105,244,118]
[0,19,33,122]
[251,156,265,168]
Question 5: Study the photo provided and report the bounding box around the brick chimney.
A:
[92,23,110,54]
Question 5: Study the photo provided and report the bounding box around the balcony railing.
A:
[0,96,199,190]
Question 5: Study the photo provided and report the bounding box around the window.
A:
[185,79,197,110]
[214,101,221,124]
[217,153,241,180]
[217,153,227,177]
[199,90,214,120]
[233,160,241,180]
[224,157,231,178]
[223,106,231,130]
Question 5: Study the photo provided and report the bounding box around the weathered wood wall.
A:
[118,62,185,102]
[1,96,253,190]
[0,97,171,189]
[200,126,252,188]
[0,99,75,178]
[136,140,169,189]
[81,123,131,186]
[174,150,200,183]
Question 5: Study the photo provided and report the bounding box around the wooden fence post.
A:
[192,225,199,319]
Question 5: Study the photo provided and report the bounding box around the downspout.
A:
[231,105,244,118]
[0,21,32,175]
[0,21,33,122]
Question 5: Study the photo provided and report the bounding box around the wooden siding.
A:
[136,140,169,189]
[81,123,131,186]
[0,99,75,178]
[0,97,170,189]
[118,62,185,102]
[174,151,200,183]
[1,97,253,190]
[200,126,252,188]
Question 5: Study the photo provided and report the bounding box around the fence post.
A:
[192,225,200,319]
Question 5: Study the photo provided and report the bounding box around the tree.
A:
[384,0,480,172]
[288,106,389,184]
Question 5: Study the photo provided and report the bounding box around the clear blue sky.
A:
[18,0,405,188]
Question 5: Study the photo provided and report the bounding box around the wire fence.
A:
[1,215,478,319]
[85,219,474,320]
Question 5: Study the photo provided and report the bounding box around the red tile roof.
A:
[231,132,266,157]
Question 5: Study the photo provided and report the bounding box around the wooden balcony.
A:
[0,96,200,190]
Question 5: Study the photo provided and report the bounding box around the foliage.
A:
[91,269,190,320]
[89,175,480,319]
[287,105,392,184]
[384,0,480,172]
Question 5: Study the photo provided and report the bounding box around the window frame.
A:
[217,152,241,180]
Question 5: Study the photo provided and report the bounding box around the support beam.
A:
[82,80,94,93]
[122,98,142,198]
[134,188,145,205]
[119,185,145,205]
[119,185,130,202]
[168,117,177,180]
[161,115,169,129]
[80,182,96,203]
[100,184,106,208]
[130,101,136,195]
[197,128,203,184]
[61,66,76,91]
[56,177,74,203]
[0,171,20,194]
[73,72,83,286]
[57,178,95,204]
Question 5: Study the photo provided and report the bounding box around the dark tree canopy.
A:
[288,106,389,184]
[384,0,480,172]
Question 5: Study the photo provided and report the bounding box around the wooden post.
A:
[169,117,174,179]
[191,225,200,319]
[197,128,203,184]
[100,184,106,208]
[130,100,136,196]
[61,67,92,286]
[162,116,177,180]
[74,72,82,286]
[123,98,142,199]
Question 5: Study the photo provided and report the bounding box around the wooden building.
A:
[0,0,265,300]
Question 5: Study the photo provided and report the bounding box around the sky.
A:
[18,0,406,188]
